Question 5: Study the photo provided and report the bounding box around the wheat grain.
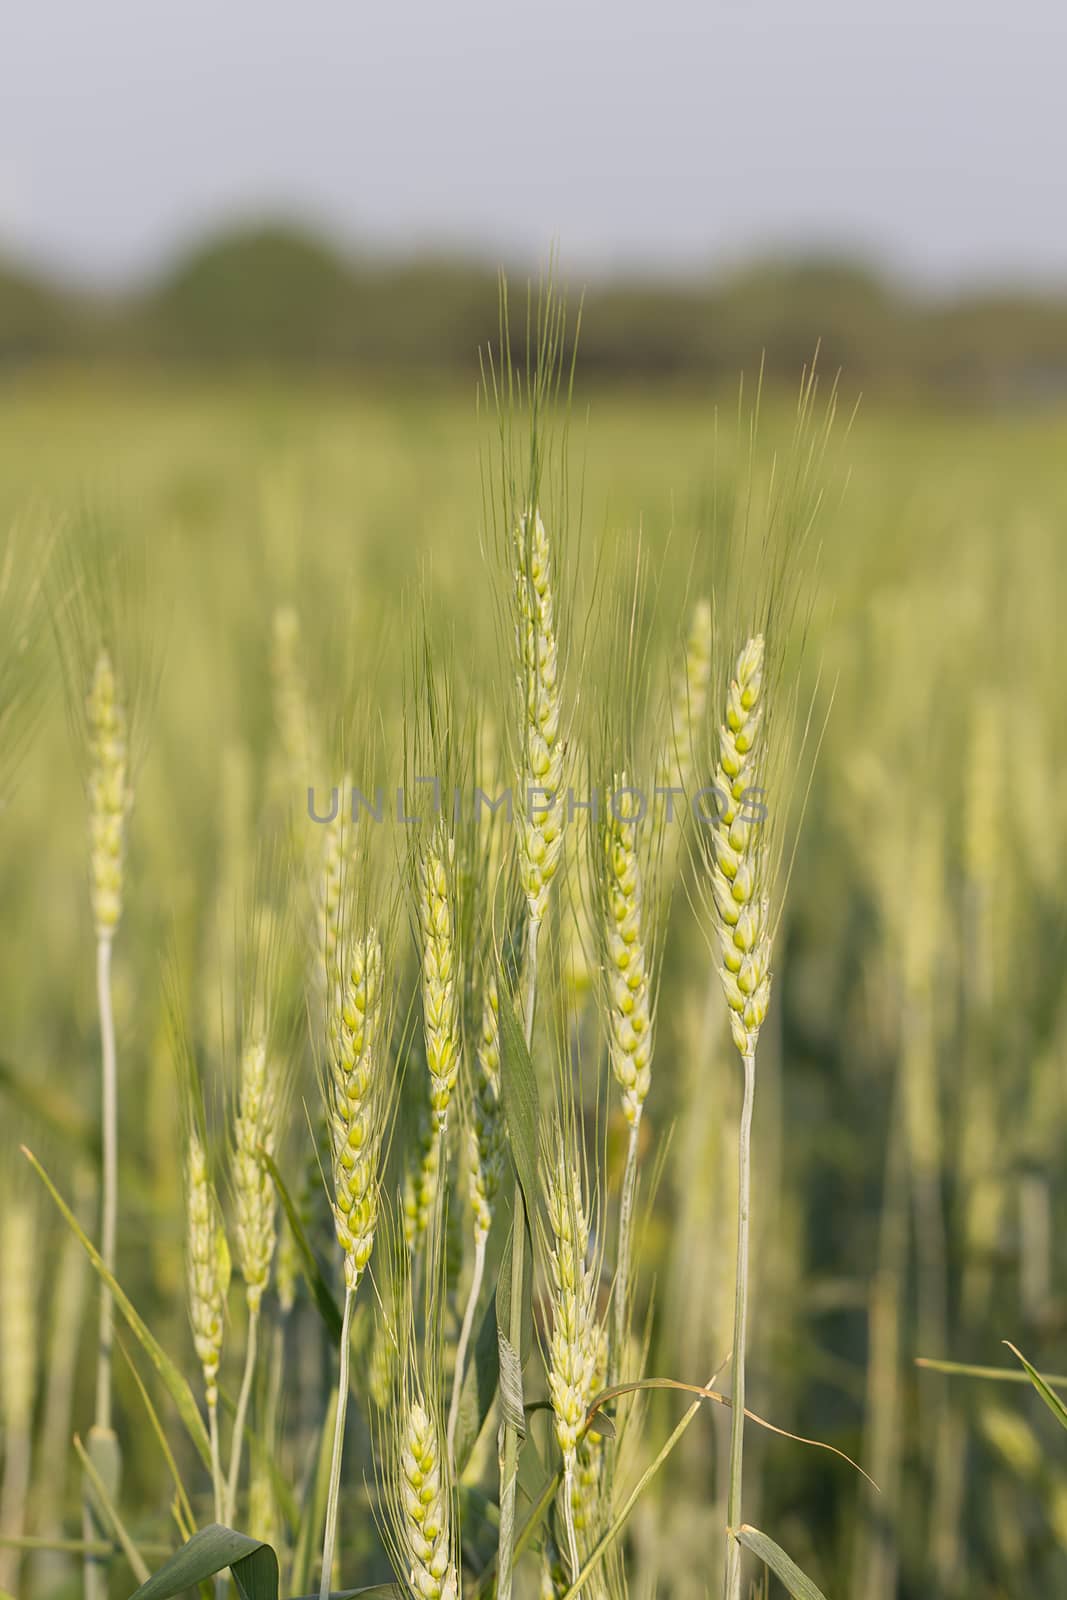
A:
[515,509,565,934]
[400,1398,459,1600]
[418,840,461,1134]
[709,635,771,1059]
[544,1152,600,1587]
[233,1038,281,1313]
[601,784,653,1130]
[86,650,132,940]
[465,971,504,1240]
[403,1107,443,1253]
[184,1126,230,1413]
[326,929,387,1290]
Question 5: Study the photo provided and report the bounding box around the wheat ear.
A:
[318,928,387,1598]
[600,782,654,1399]
[545,1154,600,1592]
[226,1034,283,1517]
[447,970,505,1456]
[400,1398,460,1600]
[500,504,565,1600]
[87,649,131,1416]
[84,647,133,1600]
[708,634,769,1600]
[515,508,565,945]
[184,1123,231,1523]
[419,841,461,1133]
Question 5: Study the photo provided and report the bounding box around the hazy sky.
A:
[4,0,1066,287]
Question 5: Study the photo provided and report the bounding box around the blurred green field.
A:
[2,369,1067,1600]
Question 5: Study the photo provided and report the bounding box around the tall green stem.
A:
[561,1456,580,1592]
[226,1306,260,1521]
[723,1048,755,1600]
[95,935,118,1430]
[611,1122,640,1391]
[208,1402,225,1600]
[85,935,119,1600]
[497,917,539,1600]
[319,1287,354,1600]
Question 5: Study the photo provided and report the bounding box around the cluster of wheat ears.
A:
[1,296,856,1600]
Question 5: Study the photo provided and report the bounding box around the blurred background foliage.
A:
[6,220,1067,402]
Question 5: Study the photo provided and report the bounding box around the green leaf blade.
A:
[22,1148,212,1471]
[735,1526,829,1600]
[126,1525,278,1600]
[1005,1342,1067,1432]
[497,997,540,1215]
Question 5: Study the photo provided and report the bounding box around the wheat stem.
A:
[319,1286,354,1600]
[562,1457,581,1593]
[225,1305,259,1522]
[94,935,118,1433]
[447,1228,486,1462]
[498,917,539,1600]
[612,1121,640,1393]
[723,1048,755,1600]
[83,935,120,1600]
[208,1399,223,1524]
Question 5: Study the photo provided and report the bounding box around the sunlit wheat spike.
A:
[418,840,460,1133]
[657,596,713,798]
[86,649,132,939]
[326,928,387,1291]
[601,782,654,1128]
[184,1125,230,1409]
[545,1155,599,1463]
[571,1324,608,1542]
[709,635,772,1057]
[399,1397,459,1600]
[232,1036,281,1313]
[465,971,505,1239]
[515,507,565,928]
[403,1109,442,1253]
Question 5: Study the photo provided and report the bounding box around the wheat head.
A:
[709,635,772,1057]
[184,1126,231,1408]
[86,649,132,940]
[400,1398,459,1600]
[326,929,387,1291]
[515,509,565,929]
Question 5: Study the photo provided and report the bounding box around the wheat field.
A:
[1,321,1066,1600]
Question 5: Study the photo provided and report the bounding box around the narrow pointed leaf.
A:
[1005,1342,1067,1431]
[74,1433,150,1584]
[454,1290,500,1474]
[917,1356,1067,1389]
[22,1148,212,1469]
[495,1208,533,1365]
[497,999,540,1215]
[117,1334,196,1538]
[735,1526,829,1600]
